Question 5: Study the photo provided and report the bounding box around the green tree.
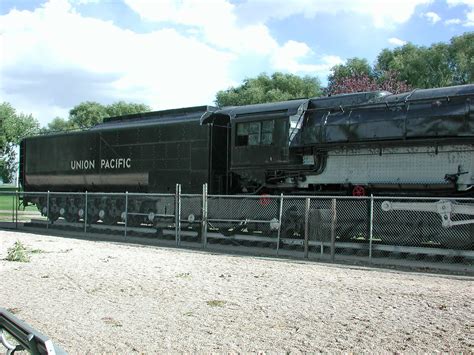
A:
[450,32,474,84]
[0,103,15,155]
[0,102,40,182]
[106,101,151,117]
[215,72,322,107]
[68,101,151,129]
[377,43,452,88]
[69,101,108,129]
[375,32,473,88]
[328,58,373,87]
[41,117,78,133]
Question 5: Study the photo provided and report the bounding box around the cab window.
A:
[236,120,274,146]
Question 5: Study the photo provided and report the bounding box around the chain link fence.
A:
[1,186,473,272]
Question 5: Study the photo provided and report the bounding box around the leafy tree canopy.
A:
[450,32,474,84]
[41,117,78,134]
[328,58,373,86]
[329,70,411,95]
[327,33,472,94]
[69,101,108,129]
[0,102,40,182]
[375,32,473,88]
[106,101,151,117]
[68,101,151,129]
[215,72,322,107]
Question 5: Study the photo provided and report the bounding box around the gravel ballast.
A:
[0,230,473,353]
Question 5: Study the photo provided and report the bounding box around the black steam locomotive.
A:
[17,84,474,248]
[20,84,474,198]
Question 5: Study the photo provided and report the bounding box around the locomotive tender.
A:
[19,84,474,227]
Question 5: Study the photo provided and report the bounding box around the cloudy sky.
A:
[0,0,473,126]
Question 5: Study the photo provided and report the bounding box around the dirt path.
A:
[0,230,473,353]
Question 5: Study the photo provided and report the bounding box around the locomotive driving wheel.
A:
[281,205,304,238]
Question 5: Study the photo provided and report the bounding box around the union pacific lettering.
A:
[70,160,95,170]
[70,158,131,170]
[100,158,131,169]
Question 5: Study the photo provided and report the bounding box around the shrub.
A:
[6,241,30,262]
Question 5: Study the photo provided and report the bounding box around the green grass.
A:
[206,300,226,307]
[5,241,45,262]
[6,241,31,262]
[176,272,191,279]
[0,194,17,210]
[0,194,38,212]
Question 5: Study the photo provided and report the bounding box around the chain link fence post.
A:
[330,198,336,262]
[84,191,88,234]
[369,194,374,262]
[11,193,14,223]
[15,190,18,229]
[202,183,208,248]
[175,184,181,247]
[46,191,50,230]
[304,197,310,259]
[124,191,129,238]
[276,193,284,256]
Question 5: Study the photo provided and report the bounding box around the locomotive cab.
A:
[202,99,309,193]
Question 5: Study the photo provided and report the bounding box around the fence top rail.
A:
[125,192,175,197]
[373,195,474,201]
[209,194,371,200]
[16,191,175,197]
[209,194,283,200]
[3,190,473,202]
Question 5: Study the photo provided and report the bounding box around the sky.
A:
[0,0,473,127]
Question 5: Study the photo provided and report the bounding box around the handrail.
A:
[0,308,66,355]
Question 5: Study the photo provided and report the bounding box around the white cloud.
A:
[465,10,474,25]
[124,0,280,55]
[446,0,474,6]
[0,0,246,125]
[388,37,407,46]
[423,11,441,23]
[234,0,432,29]
[0,0,366,126]
[444,18,463,24]
[272,42,343,74]
[446,0,474,26]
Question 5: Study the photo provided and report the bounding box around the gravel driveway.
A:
[0,230,472,353]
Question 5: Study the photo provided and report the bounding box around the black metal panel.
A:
[201,99,308,124]
[231,118,289,167]
[22,106,212,193]
[298,84,474,146]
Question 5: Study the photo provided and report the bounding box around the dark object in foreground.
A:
[0,307,66,354]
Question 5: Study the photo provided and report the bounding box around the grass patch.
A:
[101,317,123,327]
[0,194,17,211]
[206,300,226,307]
[6,241,31,262]
[176,272,191,279]
[0,194,37,212]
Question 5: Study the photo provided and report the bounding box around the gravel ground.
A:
[0,230,473,353]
